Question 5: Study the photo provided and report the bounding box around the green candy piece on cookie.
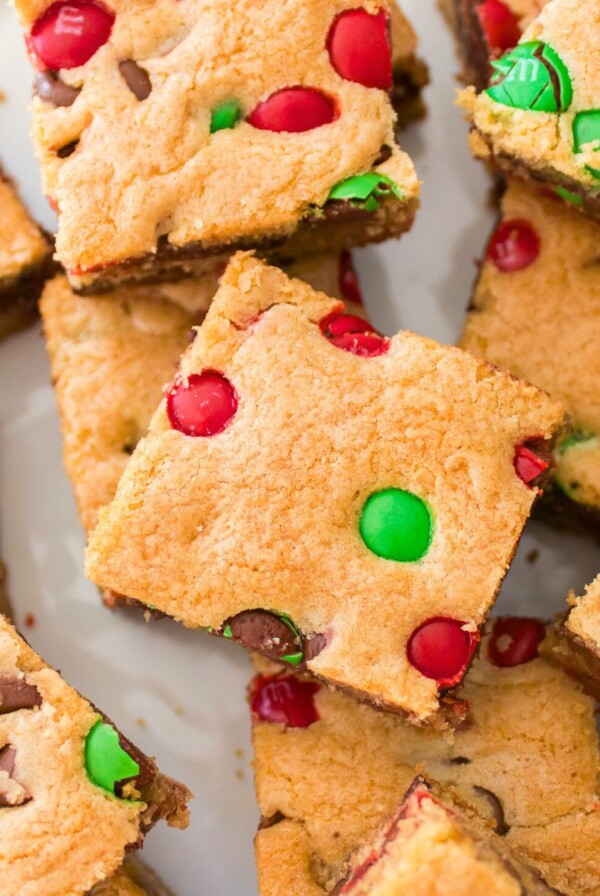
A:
[555,186,583,207]
[85,720,140,795]
[573,110,600,180]
[359,488,433,563]
[327,172,404,211]
[210,100,242,134]
[486,41,572,113]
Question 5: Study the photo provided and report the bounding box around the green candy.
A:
[360,488,432,563]
[555,186,583,207]
[573,110,600,179]
[85,721,140,795]
[210,100,242,134]
[328,172,404,212]
[486,41,572,113]
[273,612,304,666]
[557,430,595,454]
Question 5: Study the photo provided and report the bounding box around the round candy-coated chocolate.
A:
[407,617,476,684]
[320,311,389,357]
[327,172,403,211]
[486,41,572,113]
[224,610,304,665]
[248,87,336,133]
[476,0,520,54]
[251,675,320,727]
[338,250,363,306]
[573,110,600,179]
[210,99,241,134]
[486,219,539,272]
[488,617,545,667]
[166,370,238,438]
[513,444,549,487]
[327,8,392,90]
[30,0,114,70]
[84,720,139,794]
[360,488,432,562]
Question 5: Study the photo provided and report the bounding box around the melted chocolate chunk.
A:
[473,785,510,835]
[0,677,42,714]
[35,70,80,107]
[225,610,302,661]
[119,60,152,101]
[449,755,471,765]
[304,631,327,660]
[258,811,285,830]
[0,745,31,807]
[57,141,79,159]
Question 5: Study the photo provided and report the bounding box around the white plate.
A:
[0,3,598,895]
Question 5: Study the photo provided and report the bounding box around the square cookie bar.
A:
[460,179,600,537]
[251,618,600,896]
[17,0,421,293]
[0,169,53,340]
[85,253,564,725]
[442,0,545,90]
[328,777,561,896]
[0,614,190,896]
[460,0,600,218]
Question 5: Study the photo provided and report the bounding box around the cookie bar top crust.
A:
[0,615,190,896]
[41,252,363,539]
[17,0,419,288]
[460,179,600,529]
[460,0,600,213]
[328,777,562,896]
[86,253,564,725]
[251,620,600,896]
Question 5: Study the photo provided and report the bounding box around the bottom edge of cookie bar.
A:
[542,617,600,701]
[0,253,55,341]
[391,57,430,128]
[534,486,600,545]
[67,196,417,295]
[439,0,493,92]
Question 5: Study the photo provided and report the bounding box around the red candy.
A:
[476,0,521,54]
[486,219,540,273]
[327,8,392,90]
[250,675,320,728]
[166,370,238,437]
[248,87,337,133]
[488,617,545,667]
[339,250,364,306]
[514,444,549,487]
[30,0,114,70]
[320,311,389,357]
[407,617,478,686]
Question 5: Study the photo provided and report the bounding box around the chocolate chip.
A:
[258,811,285,830]
[304,632,327,660]
[449,756,471,765]
[0,745,16,776]
[224,610,303,662]
[0,677,42,714]
[473,785,510,836]
[57,141,79,159]
[0,746,31,807]
[35,70,80,107]
[119,60,152,101]
[374,144,392,166]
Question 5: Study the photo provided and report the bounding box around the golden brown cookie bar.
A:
[459,0,600,218]
[85,253,564,725]
[460,179,600,537]
[0,169,53,340]
[92,858,175,896]
[251,619,600,896]
[0,614,190,896]
[442,0,546,91]
[15,0,421,293]
[327,777,562,896]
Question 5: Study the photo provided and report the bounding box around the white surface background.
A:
[0,2,598,894]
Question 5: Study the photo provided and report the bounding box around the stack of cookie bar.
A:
[2,0,600,892]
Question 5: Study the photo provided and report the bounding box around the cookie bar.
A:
[96,858,175,896]
[460,0,600,218]
[252,618,600,896]
[442,0,545,91]
[0,169,53,339]
[0,614,190,895]
[544,576,600,698]
[328,776,561,896]
[460,179,600,536]
[16,0,421,294]
[85,253,564,725]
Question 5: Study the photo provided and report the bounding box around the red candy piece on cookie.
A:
[488,617,545,667]
[251,675,320,728]
[486,219,540,273]
[327,8,392,90]
[248,87,337,133]
[476,0,521,54]
[30,0,114,69]
[513,444,549,487]
[166,370,238,437]
[339,250,364,306]
[320,311,389,357]
[407,617,478,687]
